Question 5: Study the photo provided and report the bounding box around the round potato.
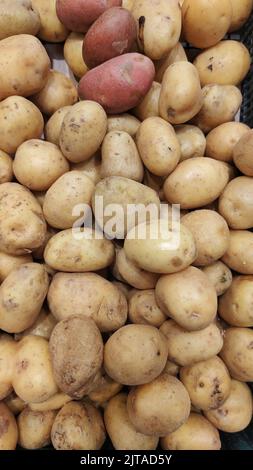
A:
[0,0,40,40]
[134,81,161,121]
[88,373,122,405]
[44,106,72,146]
[0,251,32,283]
[31,0,68,42]
[233,130,253,176]
[220,327,253,381]
[222,230,253,274]
[0,403,18,450]
[129,289,167,327]
[71,152,101,184]
[64,32,88,78]
[206,122,250,162]
[202,261,232,296]
[0,334,17,400]
[155,42,187,83]
[175,125,206,161]
[107,113,140,136]
[15,308,57,341]
[113,247,159,289]
[229,0,253,32]
[219,177,253,229]
[0,150,13,183]
[219,276,253,327]
[18,408,56,450]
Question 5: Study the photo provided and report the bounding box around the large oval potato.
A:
[202,261,232,296]
[0,0,40,40]
[129,289,166,327]
[64,33,88,78]
[113,247,159,289]
[229,0,253,32]
[219,276,253,327]
[220,327,253,381]
[0,150,13,183]
[0,403,18,450]
[0,251,32,283]
[222,230,253,274]
[206,122,250,162]
[107,113,140,136]
[18,408,56,450]
[233,130,253,176]
[219,177,253,229]
[31,0,68,42]
[134,81,161,121]
[44,105,72,146]
[0,334,17,400]
[155,42,187,83]
[175,125,206,161]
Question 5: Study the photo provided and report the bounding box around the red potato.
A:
[78,53,155,114]
[56,0,122,32]
[83,7,137,69]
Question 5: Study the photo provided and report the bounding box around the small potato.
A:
[155,43,187,83]
[0,251,32,283]
[222,230,253,274]
[127,373,191,437]
[182,210,230,266]
[113,248,159,289]
[0,334,17,400]
[194,41,251,86]
[71,152,101,184]
[29,393,72,412]
[0,0,40,40]
[104,324,168,385]
[136,117,180,177]
[206,122,250,162]
[18,408,56,449]
[32,70,78,116]
[31,0,68,42]
[155,267,217,331]
[175,125,206,161]
[233,130,253,176]
[202,261,232,296]
[4,393,26,416]
[51,401,106,450]
[219,276,253,327]
[159,62,203,125]
[59,101,107,163]
[193,85,243,134]
[64,32,88,78]
[0,96,44,154]
[161,413,221,451]
[88,373,122,405]
[0,403,18,450]
[204,380,253,432]
[105,393,158,450]
[163,157,230,209]
[0,150,13,183]
[134,82,161,121]
[129,289,167,327]
[13,139,69,191]
[220,327,253,381]
[101,131,143,182]
[43,171,94,229]
[107,113,140,136]
[15,308,57,341]
[44,228,115,272]
[229,0,253,32]
[0,263,49,334]
[160,320,223,367]
[219,177,253,229]
[45,106,72,146]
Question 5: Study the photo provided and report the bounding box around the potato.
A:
[107,113,140,136]
[44,228,114,272]
[78,53,155,114]
[219,276,253,327]
[202,261,232,296]
[4,393,26,416]
[193,85,243,134]
[56,0,122,32]
[113,248,159,289]
[160,320,223,367]
[229,0,253,32]
[15,309,57,341]
[219,176,253,230]
[88,373,122,405]
[180,356,231,411]
[105,393,158,450]
[29,393,72,412]
[0,0,40,40]
[32,70,78,116]
[204,380,253,432]
[127,373,191,436]
[132,0,181,60]
[155,42,187,83]
[163,360,179,377]
[181,210,230,266]
[175,125,206,161]
[51,401,106,450]
[222,230,253,274]
[122,0,134,10]
[206,122,250,162]
[136,117,180,177]
[220,327,253,382]
[129,289,166,327]
[160,62,202,125]
[134,82,161,121]
[59,101,107,163]
[0,96,44,154]
[194,41,251,86]
[156,267,217,331]
[0,403,18,450]
[44,106,72,146]
[161,413,221,451]
[64,33,88,78]
[163,157,230,209]
[32,226,58,261]
[124,219,197,274]
[31,0,68,42]
[233,130,253,176]
[112,280,131,298]
[18,408,56,449]
[0,335,17,400]
[101,131,143,182]
[0,150,13,183]
[0,251,32,283]
[48,272,127,332]
[71,152,102,184]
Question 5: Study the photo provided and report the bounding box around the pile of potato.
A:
[0,0,253,451]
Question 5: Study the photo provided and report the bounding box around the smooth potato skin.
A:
[220,327,253,382]
[0,252,32,283]
[202,261,232,296]
[233,130,253,176]
[0,150,13,183]
[0,334,17,400]
[78,53,155,114]
[175,125,206,161]
[134,81,161,121]
[219,177,253,230]
[0,0,40,40]
[0,403,18,450]
[229,0,253,32]
[44,106,72,146]
[206,122,250,162]
[129,289,167,327]
[31,0,68,42]
[64,33,88,78]
[114,248,159,290]
[219,276,253,327]
[155,43,188,83]
[18,408,57,450]
[107,113,140,136]
[222,230,253,275]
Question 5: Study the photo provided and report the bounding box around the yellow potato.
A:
[220,327,253,381]
[113,247,159,289]
[4,393,26,415]
[0,403,18,450]
[0,251,32,283]
[0,334,17,400]
[202,261,232,296]
[18,408,56,449]
[163,360,179,377]
[134,81,161,121]
[29,393,72,412]
[206,122,250,162]
[233,130,253,176]
[107,114,141,136]
[88,373,122,405]
[229,0,253,32]
[129,289,167,327]
[219,177,253,229]
[31,0,68,42]
[175,125,206,161]
[64,32,88,78]
[219,276,253,327]
[122,0,135,10]
[71,151,102,184]
[15,308,57,341]
[0,150,13,183]
[222,230,253,274]
[44,106,72,146]
[0,0,40,39]
[155,42,187,83]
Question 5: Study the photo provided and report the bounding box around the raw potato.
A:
[136,117,180,177]
[163,360,179,377]
[44,228,115,272]
[163,157,230,209]
[0,1,40,39]
[193,85,243,134]
[0,403,18,450]
[64,33,88,78]
[181,210,230,266]
[194,41,251,86]
[4,393,26,415]
[175,125,206,161]
[219,276,253,327]
[155,42,187,83]
[12,336,58,403]
[0,96,44,154]
[101,131,143,182]
[134,82,161,121]
[161,413,221,451]
[45,106,72,146]
[32,226,58,260]
[113,248,159,289]
[202,261,232,296]
[229,0,253,32]
[0,334,17,400]
[219,177,253,229]
[43,171,95,229]
[107,114,141,136]
[219,327,253,381]
[127,373,191,437]
[18,408,56,449]
[51,401,106,450]
[222,230,253,274]
[159,62,203,125]
[49,316,103,398]
[122,0,134,10]
[31,0,68,42]
[0,150,13,183]
[206,122,250,162]
[132,0,181,60]
[233,130,253,176]
[47,272,127,332]
[155,267,217,331]
[160,320,223,367]
[29,393,72,412]
[59,101,107,163]
[71,152,102,184]
[13,139,70,191]
[0,251,32,282]
[15,308,57,341]
[204,380,253,432]
[104,393,158,450]
[129,289,167,327]
[32,70,78,116]
[180,356,231,411]
[88,373,122,405]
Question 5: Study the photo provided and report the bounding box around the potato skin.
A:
[175,125,206,161]
[0,0,40,40]
[0,252,32,283]
[129,289,166,327]
[107,113,140,136]
[219,177,253,230]
[134,81,161,121]
[31,0,68,42]
[219,276,253,327]
[0,403,18,450]
[229,0,253,32]
[15,308,57,341]
[64,33,88,78]
[71,151,102,184]
[44,106,72,146]
[18,408,56,449]
[78,53,155,114]
[113,248,159,290]
[222,230,253,274]
[155,42,187,83]
[0,150,13,183]
[0,334,17,400]
[233,130,253,176]
[206,122,250,162]
[220,327,253,382]
[88,373,122,405]
[202,261,232,296]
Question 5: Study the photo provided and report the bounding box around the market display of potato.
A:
[0,0,253,453]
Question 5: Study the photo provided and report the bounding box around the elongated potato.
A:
[134,81,161,121]
[0,0,40,40]
[64,32,88,78]
[222,230,253,274]
[175,125,206,161]
[113,248,159,289]
[0,334,17,400]
[233,130,253,176]
[129,289,166,327]
[155,42,187,83]
[220,327,253,381]
[18,408,56,450]
[0,403,18,450]
[107,114,140,136]
[0,150,13,183]
[219,177,253,229]
[206,122,250,162]
[31,0,68,42]
[0,251,32,282]
[219,276,253,327]
[202,261,232,296]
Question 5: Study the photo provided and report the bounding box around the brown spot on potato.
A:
[0,418,9,437]
[171,257,183,267]
[167,107,176,118]
[207,64,213,71]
